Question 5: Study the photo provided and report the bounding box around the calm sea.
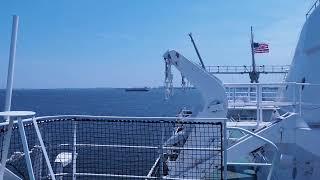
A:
[0,88,202,117]
[0,88,254,179]
[0,88,204,179]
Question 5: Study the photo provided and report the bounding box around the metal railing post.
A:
[72,120,77,180]
[18,117,35,180]
[32,117,56,180]
[248,86,251,102]
[293,83,296,113]
[159,121,164,179]
[259,85,263,124]
[0,121,14,180]
[299,84,302,117]
[233,88,236,107]
[306,0,320,19]
[223,119,227,180]
[256,84,261,127]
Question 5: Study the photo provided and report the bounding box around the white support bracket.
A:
[0,111,36,180]
[227,126,280,180]
[0,111,56,180]
[32,117,56,180]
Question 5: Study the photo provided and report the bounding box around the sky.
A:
[0,0,315,88]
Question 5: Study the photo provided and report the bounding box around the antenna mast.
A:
[4,15,19,117]
[249,26,259,83]
[188,33,206,70]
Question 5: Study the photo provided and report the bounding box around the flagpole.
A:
[250,26,258,83]
[250,26,262,127]
[251,26,256,78]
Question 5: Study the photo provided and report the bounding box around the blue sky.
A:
[0,0,314,88]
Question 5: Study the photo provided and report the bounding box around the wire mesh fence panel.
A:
[162,122,223,180]
[0,119,74,180]
[0,117,224,180]
[75,119,163,178]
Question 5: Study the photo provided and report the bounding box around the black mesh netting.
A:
[0,117,223,180]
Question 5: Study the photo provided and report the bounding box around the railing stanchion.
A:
[306,0,320,19]
[72,120,77,180]
[19,117,35,180]
[299,84,302,117]
[233,88,236,107]
[159,121,164,179]
[256,84,261,127]
[293,83,296,113]
[248,86,251,101]
[32,117,56,180]
[259,85,263,124]
[223,119,227,180]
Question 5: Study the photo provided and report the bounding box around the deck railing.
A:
[206,65,290,74]
[0,116,226,180]
[306,0,320,19]
[224,82,320,125]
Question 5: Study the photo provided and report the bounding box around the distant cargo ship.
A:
[125,87,150,92]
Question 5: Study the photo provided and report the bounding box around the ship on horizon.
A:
[125,87,150,92]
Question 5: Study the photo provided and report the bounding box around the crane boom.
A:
[163,50,227,178]
[163,50,227,118]
[188,33,206,70]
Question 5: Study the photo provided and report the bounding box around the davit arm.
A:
[163,50,227,118]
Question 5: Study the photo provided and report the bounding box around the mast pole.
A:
[4,15,19,116]
[251,26,256,77]
[0,15,19,180]
[250,26,258,83]
[188,33,206,70]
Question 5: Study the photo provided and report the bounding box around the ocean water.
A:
[0,88,205,179]
[0,88,203,117]
[0,88,254,179]
[0,88,208,179]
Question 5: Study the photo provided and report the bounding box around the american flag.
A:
[253,42,269,53]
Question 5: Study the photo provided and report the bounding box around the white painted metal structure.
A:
[207,65,289,74]
[0,115,226,179]
[4,15,18,118]
[0,16,19,180]
[0,16,56,180]
[164,50,228,119]
[282,1,320,125]
[0,111,37,180]
[161,2,320,179]
[1,1,320,179]
[163,50,228,179]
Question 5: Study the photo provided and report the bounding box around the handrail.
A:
[227,127,280,180]
[0,115,227,127]
[0,115,226,180]
[306,0,320,19]
[227,162,271,166]
[206,65,290,74]
[224,82,308,86]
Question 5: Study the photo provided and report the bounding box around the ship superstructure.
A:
[1,1,320,180]
[157,1,320,179]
